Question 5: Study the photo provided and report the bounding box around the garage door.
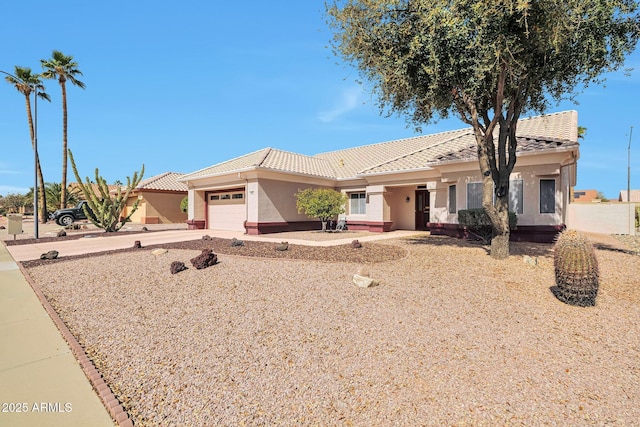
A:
[207,191,246,231]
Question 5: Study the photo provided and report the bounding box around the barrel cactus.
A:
[553,230,599,307]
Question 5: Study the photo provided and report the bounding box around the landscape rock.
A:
[356,266,370,277]
[202,235,212,241]
[170,261,187,274]
[40,250,59,260]
[0,225,5,230]
[57,230,67,237]
[141,226,148,231]
[523,255,538,266]
[353,274,379,288]
[351,239,363,248]
[275,242,289,251]
[231,237,245,247]
[133,240,142,249]
[151,248,168,256]
[190,249,218,269]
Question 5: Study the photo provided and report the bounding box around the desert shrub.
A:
[458,208,517,243]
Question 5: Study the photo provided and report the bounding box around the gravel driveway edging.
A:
[17,261,133,427]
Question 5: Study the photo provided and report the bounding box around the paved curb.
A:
[17,262,133,427]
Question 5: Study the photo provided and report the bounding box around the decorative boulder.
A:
[151,248,168,256]
[57,230,67,237]
[351,239,362,248]
[275,242,289,251]
[202,235,212,241]
[40,250,59,260]
[170,261,187,274]
[231,237,245,247]
[141,226,148,231]
[190,249,218,269]
[353,274,379,288]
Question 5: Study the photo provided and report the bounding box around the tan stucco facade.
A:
[125,190,187,224]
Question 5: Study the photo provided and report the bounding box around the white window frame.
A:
[509,179,524,215]
[448,185,457,214]
[349,192,366,215]
[466,182,483,209]
[540,179,556,214]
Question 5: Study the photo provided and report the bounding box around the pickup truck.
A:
[49,200,93,226]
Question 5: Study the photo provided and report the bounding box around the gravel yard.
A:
[24,234,640,426]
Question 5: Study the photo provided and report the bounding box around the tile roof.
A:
[618,189,640,202]
[181,148,336,180]
[136,172,187,192]
[182,111,579,181]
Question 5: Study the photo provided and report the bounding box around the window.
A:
[220,194,231,200]
[466,182,483,209]
[349,192,366,215]
[232,193,244,200]
[210,195,219,201]
[540,179,556,213]
[448,185,457,214]
[509,179,523,214]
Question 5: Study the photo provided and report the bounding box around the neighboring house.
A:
[122,172,188,224]
[68,182,119,203]
[618,190,640,203]
[180,111,579,242]
[572,189,600,203]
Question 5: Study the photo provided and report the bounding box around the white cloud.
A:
[317,86,365,123]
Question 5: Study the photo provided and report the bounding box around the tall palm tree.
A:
[3,66,51,223]
[41,50,85,208]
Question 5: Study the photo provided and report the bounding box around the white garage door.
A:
[207,191,246,231]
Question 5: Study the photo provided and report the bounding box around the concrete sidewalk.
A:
[0,241,118,427]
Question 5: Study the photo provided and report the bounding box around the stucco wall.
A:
[258,179,329,222]
[433,164,566,226]
[141,192,187,223]
[566,203,636,235]
[387,186,416,230]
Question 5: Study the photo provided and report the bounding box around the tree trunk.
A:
[60,81,68,208]
[24,95,48,223]
[321,221,327,232]
[489,195,511,259]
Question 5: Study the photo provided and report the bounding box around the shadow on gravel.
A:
[405,235,554,258]
[592,243,639,256]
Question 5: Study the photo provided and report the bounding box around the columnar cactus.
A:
[69,149,144,232]
[553,230,599,307]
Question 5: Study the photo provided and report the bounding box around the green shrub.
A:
[180,196,188,213]
[458,208,517,243]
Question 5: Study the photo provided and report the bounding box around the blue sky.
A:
[1,1,638,200]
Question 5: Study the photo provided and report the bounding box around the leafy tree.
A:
[3,66,51,223]
[180,196,188,213]
[44,182,81,213]
[295,188,347,231]
[596,191,609,202]
[69,149,144,232]
[41,50,86,208]
[2,193,29,213]
[327,0,639,258]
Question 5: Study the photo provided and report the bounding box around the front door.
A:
[415,190,430,230]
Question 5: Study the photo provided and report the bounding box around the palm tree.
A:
[41,50,85,208]
[44,182,81,213]
[3,66,51,223]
